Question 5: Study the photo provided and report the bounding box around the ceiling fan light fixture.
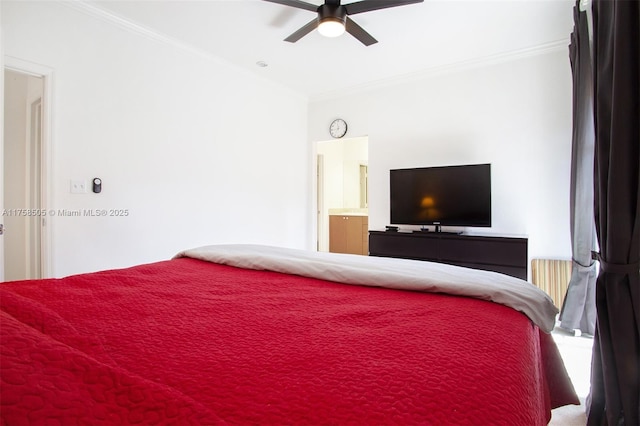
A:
[265,0,424,46]
[318,18,345,38]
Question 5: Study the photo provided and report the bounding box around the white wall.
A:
[341,137,368,209]
[317,136,368,211]
[3,1,311,277]
[309,49,573,262]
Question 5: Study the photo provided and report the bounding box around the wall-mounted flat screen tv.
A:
[390,163,491,230]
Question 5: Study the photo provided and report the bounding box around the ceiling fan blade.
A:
[284,18,319,43]
[344,0,423,15]
[263,0,318,13]
[345,17,377,46]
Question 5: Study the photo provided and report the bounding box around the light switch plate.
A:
[70,179,87,194]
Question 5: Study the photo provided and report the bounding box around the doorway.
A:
[3,69,45,281]
[316,136,369,252]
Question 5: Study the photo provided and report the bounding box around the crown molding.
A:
[61,1,220,63]
[59,1,308,101]
[59,1,566,105]
[309,39,570,103]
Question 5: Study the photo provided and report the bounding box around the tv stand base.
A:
[368,231,528,280]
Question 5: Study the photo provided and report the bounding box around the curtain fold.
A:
[559,2,597,336]
[588,1,640,424]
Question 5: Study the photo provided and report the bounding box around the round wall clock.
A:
[329,118,348,139]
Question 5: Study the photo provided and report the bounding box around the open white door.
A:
[3,57,53,280]
[1,13,6,281]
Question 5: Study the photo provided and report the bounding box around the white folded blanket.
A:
[175,244,558,333]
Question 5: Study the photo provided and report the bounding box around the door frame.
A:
[4,56,54,278]
[316,153,325,251]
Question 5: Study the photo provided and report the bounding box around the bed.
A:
[1,244,578,425]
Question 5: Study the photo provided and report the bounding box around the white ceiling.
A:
[88,0,575,99]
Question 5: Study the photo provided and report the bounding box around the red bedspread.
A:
[1,257,578,425]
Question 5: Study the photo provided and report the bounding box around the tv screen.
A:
[390,163,491,229]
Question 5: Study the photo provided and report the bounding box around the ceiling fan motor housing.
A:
[318,4,347,26]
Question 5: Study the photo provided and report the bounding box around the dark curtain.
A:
[560,2,598,336]
[588,1,640,425]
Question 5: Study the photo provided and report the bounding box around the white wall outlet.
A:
[70,179,88,194]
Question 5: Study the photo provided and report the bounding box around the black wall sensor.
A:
[92,178,102,193]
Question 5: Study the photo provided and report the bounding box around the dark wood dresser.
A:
[368,231,528,280]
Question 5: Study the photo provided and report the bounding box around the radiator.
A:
[530,259,573,309]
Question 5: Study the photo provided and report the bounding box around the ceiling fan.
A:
[263,0,424,46]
